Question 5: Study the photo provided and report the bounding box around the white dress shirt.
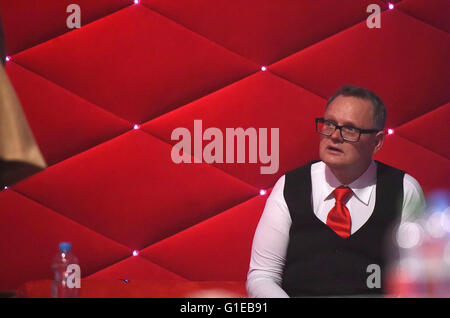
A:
[246,160,426,298]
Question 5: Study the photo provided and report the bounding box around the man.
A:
[246,85,426,297]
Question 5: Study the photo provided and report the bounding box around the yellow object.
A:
[0,64,46,168]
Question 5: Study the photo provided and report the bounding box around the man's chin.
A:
[320,153,348,169]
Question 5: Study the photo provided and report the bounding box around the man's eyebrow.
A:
[323,117,358,127]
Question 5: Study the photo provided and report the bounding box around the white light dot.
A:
[3,186,8,190]
[133,124,140,130]
[5,56,11,62]
[388,129,394,135]
[132,250,139,256]
[396,222,423,249]
[261,66,267,72]
[441,209,450,232]
[425,212,446,238]
[134,0,140,4]
[259,189,267,195]
[388,3,394,10]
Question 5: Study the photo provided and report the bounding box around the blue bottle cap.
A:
[59,242,72,252]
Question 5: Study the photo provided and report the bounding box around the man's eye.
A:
[343,126,357,133]
[324,121,335,127]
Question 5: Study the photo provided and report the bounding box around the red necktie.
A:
[326,186,353,238]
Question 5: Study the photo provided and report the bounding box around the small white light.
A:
[425,212,446,238]
[134,0,140,4]
[259,189,267,195]
[388,3,394,10]
[5,56,11,62]
[132,250,139,256]
[388,129,394,135]
[133,124,140,130]
[396,222,423,249]
[3,186,8,190]
[261,66,267,72]
[441,209,450,233]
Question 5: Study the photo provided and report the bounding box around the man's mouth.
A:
[327,146,343,153]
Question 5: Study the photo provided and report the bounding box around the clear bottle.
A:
[51,242,81,298]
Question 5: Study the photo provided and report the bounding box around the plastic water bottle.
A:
[51,242,81,298]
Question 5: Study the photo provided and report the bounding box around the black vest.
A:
[281,160,404,297]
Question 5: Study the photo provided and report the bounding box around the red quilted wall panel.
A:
[0,0,132,55]
[0,0,449,292]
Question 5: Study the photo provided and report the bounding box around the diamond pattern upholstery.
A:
[0,0,449,292]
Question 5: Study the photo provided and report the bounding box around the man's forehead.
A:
[324,95,374,125]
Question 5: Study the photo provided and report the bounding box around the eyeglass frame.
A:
[315,117,382,142]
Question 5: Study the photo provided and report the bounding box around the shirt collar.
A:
[323,160,377,206]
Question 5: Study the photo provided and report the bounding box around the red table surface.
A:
[16,279,248,298]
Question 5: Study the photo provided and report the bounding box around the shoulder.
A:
[285,160,321,180]
[402,173,426,206]
[375,161,405,177]
[375,161,423,195]
[403,173,423,193]
[270,174,286,199]
[402,173,427,221]
[259,174,292,227]
[373,161,426,220]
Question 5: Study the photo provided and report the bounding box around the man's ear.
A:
[373,131,385,155]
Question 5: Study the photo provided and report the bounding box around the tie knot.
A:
[334,186,352,202]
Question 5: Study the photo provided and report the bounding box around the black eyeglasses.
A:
[315,118,381,142]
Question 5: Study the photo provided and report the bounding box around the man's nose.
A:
[330,127,344,142]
